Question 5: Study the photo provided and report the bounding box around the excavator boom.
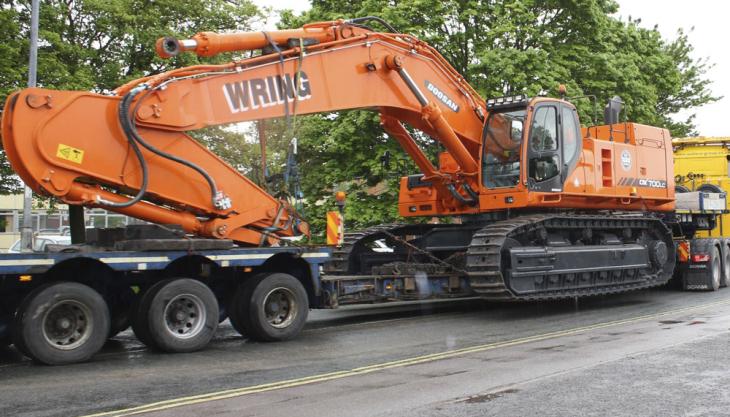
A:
[1,19,488,245]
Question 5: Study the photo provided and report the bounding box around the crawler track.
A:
[466,214,675,301]
[324,214,675,302]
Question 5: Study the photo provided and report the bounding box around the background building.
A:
[0,194,142,250]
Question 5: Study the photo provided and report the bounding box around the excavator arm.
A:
[1,18,487,245]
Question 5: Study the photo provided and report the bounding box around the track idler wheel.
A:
[649,240,669,271]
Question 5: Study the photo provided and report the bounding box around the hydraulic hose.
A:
[462,182,479,202]
[128,87,227,210]
[102,84,229,211]
[446,183,477,207]
[98,86,150,208]
[346,16,398,33]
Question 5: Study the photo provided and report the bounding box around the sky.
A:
[253,0,728,137]
[615,0,728,137]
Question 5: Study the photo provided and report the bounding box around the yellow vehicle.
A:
[673,137,730,237]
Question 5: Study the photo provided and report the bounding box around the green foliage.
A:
[0,0,719,243]
[0,0,261,193]
[280,0,719,238]
[296,111,409,238]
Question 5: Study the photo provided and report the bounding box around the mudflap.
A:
[680,238,720,291]
[680,263,712,290]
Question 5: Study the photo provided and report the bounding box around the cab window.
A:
[482,108,527,188]
[562,106,580,167]
[529,106,560,182]
[530,106,558,151]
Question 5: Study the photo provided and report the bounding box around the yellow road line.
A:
[81,298,730,417]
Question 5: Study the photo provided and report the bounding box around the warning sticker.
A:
[56,143,84,164]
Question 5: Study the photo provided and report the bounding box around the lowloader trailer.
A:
[0,189,726,366]
[0,226,331,365]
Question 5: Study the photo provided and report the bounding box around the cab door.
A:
[527,103,563,192]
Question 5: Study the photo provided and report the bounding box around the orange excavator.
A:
[1,17,701,301]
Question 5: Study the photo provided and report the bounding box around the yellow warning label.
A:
[56,143,84,164]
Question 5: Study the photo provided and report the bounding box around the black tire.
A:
[140,278,219,353]
[131,280,173,348]
[227,273,268,336]
[722,241,730,288]
[12,282,110,365]
[218,305,228,324]
[698,183,724,194]
[10,299,31,357]
[233,273,309,342]
[108,286,136,338]
[707,245,722,291]
[108,308,131,338]
[0,315,11,347]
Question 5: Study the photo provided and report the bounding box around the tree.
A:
[279,0,719,238]
[656,28,717,137]
[0,2,25,193]
[0,0,262,194]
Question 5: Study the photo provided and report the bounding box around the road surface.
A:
[2,287,730,417]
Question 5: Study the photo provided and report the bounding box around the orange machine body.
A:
[1,19,675,246]
[398,118,676,217]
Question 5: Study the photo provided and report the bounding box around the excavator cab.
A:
[400,95,585,217]
[481,96,582,200]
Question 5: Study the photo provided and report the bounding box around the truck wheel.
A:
[231,273,309,342]
[722,241,730,288]
[12,282,110,365]
[137,278,219,353]
[709,246,722,291]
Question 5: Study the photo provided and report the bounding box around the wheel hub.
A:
[42,300,93,351]
[58,318,71,330]
[163,294,205,339]
[263,287,297,329]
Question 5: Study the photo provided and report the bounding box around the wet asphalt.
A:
[2,287,730,417]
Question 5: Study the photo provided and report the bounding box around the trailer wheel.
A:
[10,308,30,357]
[0,314,11,347]
[108,309,131,338]
[231,273,309,342]
[108,286,135,338]
[131,280,172,348]
[136,278,219,353]
[12,282,110,365]
[227,273,267,336]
